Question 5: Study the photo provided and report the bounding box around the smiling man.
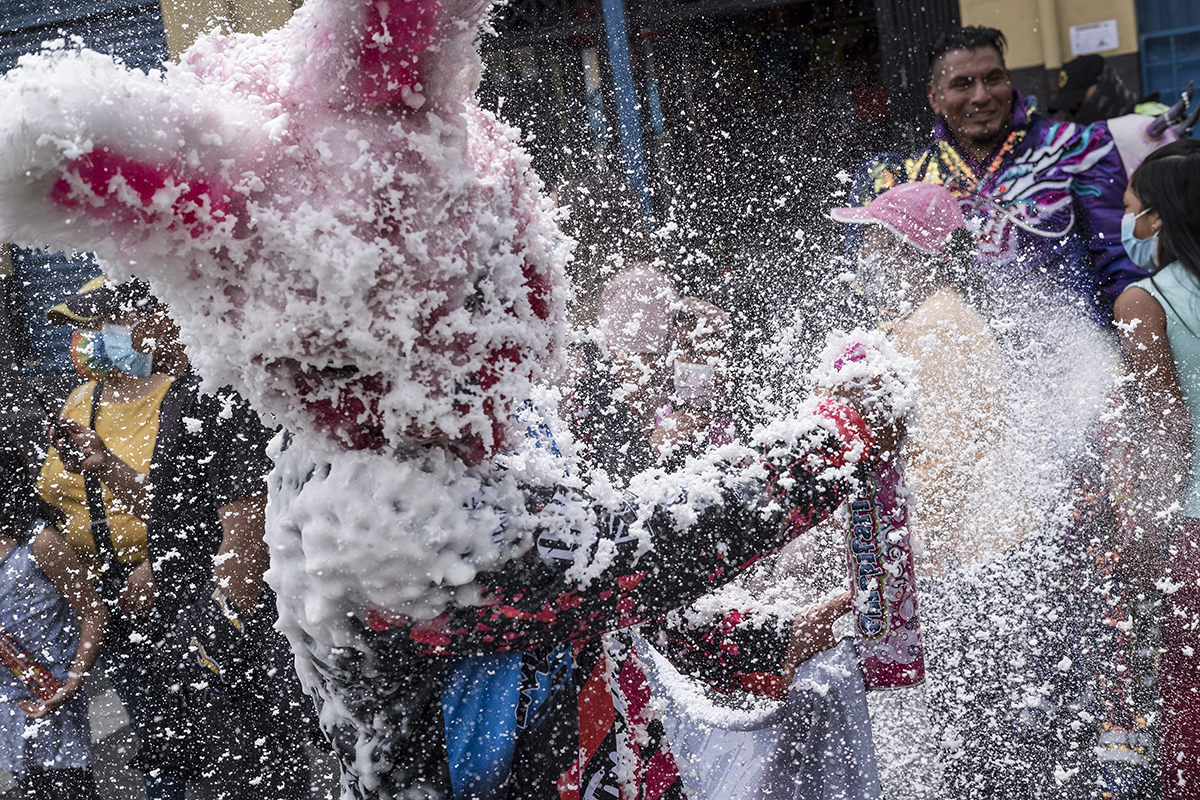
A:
[926,35,1015,165]
[852,26,1146,323]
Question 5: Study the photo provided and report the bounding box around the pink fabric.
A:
[41,0,556,460]
[358,0,441,108]
[1162,517,1200,799]
[49,148,235,238]
[831,181,965,255]
[1109,113,1181,179]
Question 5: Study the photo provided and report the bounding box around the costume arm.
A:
[647,607,791,697]
[646,588,852,701]
[1071,121,1149,313]
[391,401,877,656]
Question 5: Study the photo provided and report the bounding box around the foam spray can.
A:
[0,628,63,702]
[846,456,925,689]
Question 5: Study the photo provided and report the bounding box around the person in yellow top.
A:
[37,277,176,614]
[40,277,314,800]
[38,377,170,570]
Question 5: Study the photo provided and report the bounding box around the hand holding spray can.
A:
[816,331,923,689]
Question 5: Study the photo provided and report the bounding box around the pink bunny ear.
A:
[358,0,442,108]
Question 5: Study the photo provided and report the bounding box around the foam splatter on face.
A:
[0,0,569,461]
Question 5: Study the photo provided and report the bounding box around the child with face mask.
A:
[37,278,172,615]
[1112,138,1200,800]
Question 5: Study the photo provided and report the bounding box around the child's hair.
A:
[0,439,61,537]
[1129,138,1200,278]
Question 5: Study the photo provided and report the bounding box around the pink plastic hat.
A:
[831,182,965,255]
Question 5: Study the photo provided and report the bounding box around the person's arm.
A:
[47,417,150,519]
[21,526,108,719]
[1113,286,1191,583]
[203,388,275,617]
[154,490,268,687]
[213,491,269,615]
[778,592,852,687]
[371,400,889,657]
[155,387,276,686]
[893,291,1010,566]
[650,591,852,701]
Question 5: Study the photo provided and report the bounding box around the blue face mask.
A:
[1121,210,1159,270]
[101,324,153,378]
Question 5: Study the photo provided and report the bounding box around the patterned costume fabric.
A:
[851,93,1146,321]
[559,341,794,799]
[285,400,876,800]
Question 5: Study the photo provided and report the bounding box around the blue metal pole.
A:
[599,0,653,220]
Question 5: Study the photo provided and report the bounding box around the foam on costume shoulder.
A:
[0,0,568,457]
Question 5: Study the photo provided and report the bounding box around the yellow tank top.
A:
[37,378,173,574]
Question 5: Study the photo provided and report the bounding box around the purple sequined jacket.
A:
[853,93,1148,320]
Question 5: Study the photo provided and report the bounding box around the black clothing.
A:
[20,767,97,800]
[110,372,312,795]
[1069,61,1143,125]
[565,341,655,482]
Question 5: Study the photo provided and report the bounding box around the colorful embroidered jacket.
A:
[305,400,878,800]
[851,93,1148,320]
